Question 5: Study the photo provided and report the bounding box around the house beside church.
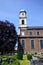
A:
[18,10,43,54]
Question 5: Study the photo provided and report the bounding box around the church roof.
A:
[19,26,43,30]
[27,26,43,30]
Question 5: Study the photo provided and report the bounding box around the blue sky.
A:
[0,0,43,33]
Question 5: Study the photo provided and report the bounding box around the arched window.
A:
[22,20,24,25]
[37,32,39,35]
[31,40,34,49]
[40,40,43,49]
[22,40,25,48]
[30,32,32,36]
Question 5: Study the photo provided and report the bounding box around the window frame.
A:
[30,32,32,36]
[21,40,25,48]
[40,40,43,49]
[37,32,40,36]
[21,32,24,36]
[30,40,35,49]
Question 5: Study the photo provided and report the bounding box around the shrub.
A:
[17,51,23,60]
[3,60,20,65]
[27,54,32,61]
[20,60,30,65]
[12,60,20,65]
[12,55,17,60]
[3,62,8,65]
[34,52,37,55]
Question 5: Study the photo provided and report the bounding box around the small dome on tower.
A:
[20,9,26,13]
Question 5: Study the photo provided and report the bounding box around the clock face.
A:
[22,32,24,36]
[22,13,24,15]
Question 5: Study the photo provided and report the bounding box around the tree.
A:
[0,20,18,54]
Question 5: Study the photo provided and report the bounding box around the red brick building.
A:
[18,10,43,54]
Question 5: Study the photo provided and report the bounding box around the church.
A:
[18,10,43,54]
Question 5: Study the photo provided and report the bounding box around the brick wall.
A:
[18,28,43,53]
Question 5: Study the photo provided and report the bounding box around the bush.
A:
[12,55,17,60]
[20,60,30,65]
[3,60,20,65]
[3,62,8,65]
[17,51,23,60]
[34,52,37,55]
[27,54,32,61]
[12,60,20,65]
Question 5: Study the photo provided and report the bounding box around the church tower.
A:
[19,9,27,28]
[19,9,27,36]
